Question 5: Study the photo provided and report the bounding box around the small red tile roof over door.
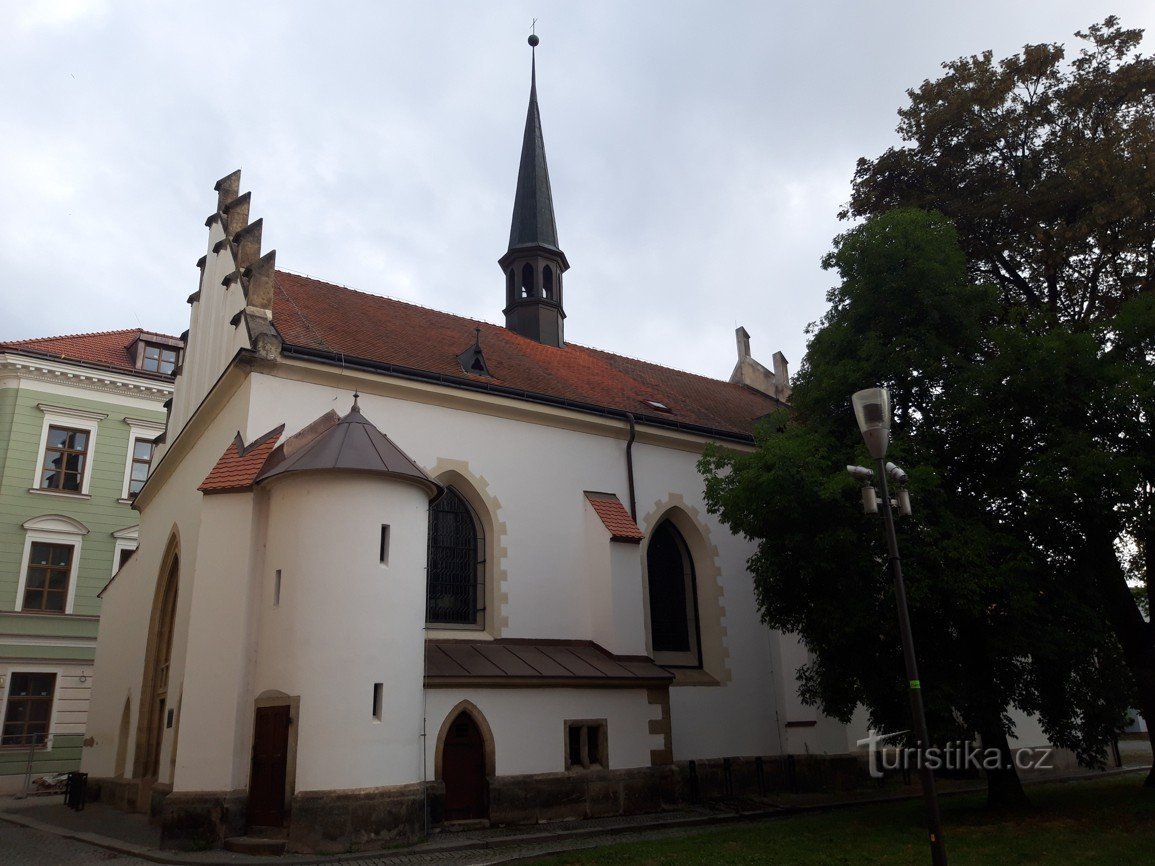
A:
[0,328,177,378]
[271,272,781,439]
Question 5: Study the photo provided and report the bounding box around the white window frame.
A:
[119,418,165,502]
[1,665,62,751]
[111,525,139,578]
[31,404,107,498]
[15,515,88,614]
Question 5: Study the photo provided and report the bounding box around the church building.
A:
[80,38,856,852]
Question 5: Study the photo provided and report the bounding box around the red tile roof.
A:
[271,272,780,439]
[199,426,284,494]
[585,492,645,543]
[0,328,177,379]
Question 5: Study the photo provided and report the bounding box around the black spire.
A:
[500,33,570,347]
[509,42,559,250]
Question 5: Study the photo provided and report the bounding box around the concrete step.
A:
[223,835,288,855]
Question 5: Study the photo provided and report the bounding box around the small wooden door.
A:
[442,711,487,820]
[247,705,290,827]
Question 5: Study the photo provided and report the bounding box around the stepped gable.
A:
[270,272,782,439]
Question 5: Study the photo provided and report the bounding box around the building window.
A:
[32,404,104,497]
[127,438,154,496]
[141,343,178,374]
[426,487,483,626]
[646,520,701,667]
[22,543,73,613]
[2,673,57,748]
[39,426,89,492]
[565,720,606,770]
[120,419,164,502]
[17,515,87,614]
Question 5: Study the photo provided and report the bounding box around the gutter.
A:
[278,344,758,446]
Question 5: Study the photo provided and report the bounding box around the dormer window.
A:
[141,343,178,374]
[130,333,183,376]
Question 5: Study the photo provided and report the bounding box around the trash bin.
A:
[64,771,88,811]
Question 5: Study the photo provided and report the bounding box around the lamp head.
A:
[851,387,891,460]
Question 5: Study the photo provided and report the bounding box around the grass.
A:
[527,774,1155,865]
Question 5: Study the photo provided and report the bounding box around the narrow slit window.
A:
[372,683,383,721]
[273,569,282,607]
[379,525,390,565]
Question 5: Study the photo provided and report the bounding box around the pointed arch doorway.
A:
[437,705,493,822]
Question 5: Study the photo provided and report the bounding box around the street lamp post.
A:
[851,387,947,866]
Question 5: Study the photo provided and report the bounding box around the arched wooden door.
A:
[441,711,487,820]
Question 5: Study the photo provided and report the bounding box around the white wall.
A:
[424,688,660,776]
[256,472,431,792]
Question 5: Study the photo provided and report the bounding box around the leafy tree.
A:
[845,17,1155,785]
[700,208,1131,809]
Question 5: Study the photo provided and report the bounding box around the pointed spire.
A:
[509,33,560,252]
[499,32,570,348]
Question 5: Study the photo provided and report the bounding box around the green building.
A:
[0,329,179,792]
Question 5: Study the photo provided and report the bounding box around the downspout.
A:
[624,412,637,520]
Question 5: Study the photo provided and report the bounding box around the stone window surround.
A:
[119,417,165,502]
[15,515,88,614]
[30,403,107,497]
[638,495,732,686]
[425,461,509,639]
[564,718,608,771]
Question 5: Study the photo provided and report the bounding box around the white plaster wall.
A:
[256,473,430,793]
[244,372,818,767]
[83,379,254,783]
[582,501,647,657]
[172,492,262,792]
[424,688,660,776]
[633,440,781,760]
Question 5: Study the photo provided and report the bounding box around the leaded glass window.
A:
[427,488,483,625]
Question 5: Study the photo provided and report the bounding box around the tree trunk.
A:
[976,716,1030,809]
[1087,528,1155,787]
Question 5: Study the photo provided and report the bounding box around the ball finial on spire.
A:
[528,34,539,47]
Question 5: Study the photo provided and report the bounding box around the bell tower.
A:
[500,34,570,347]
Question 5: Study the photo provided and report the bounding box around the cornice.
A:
[0,353,173,401]
[270,356,757,456]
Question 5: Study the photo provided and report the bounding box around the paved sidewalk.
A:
[0,766,1147,866]
[0,796,780,866]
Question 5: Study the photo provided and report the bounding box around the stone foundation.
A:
[160,790,246,850]
[487,765,679,824]
[90,754,871,853]
[287,782,425,854]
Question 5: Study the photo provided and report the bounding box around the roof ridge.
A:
[1,327,145,346]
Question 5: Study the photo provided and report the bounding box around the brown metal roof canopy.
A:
[256,397,442,500]
[425,639,673,689]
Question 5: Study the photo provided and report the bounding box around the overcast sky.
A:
[3,1,1153,383]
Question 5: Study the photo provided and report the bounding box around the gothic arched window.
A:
[646,520,700,667]
[542,265,554,299]
[520,263,536,298]
[427,487,483,626]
